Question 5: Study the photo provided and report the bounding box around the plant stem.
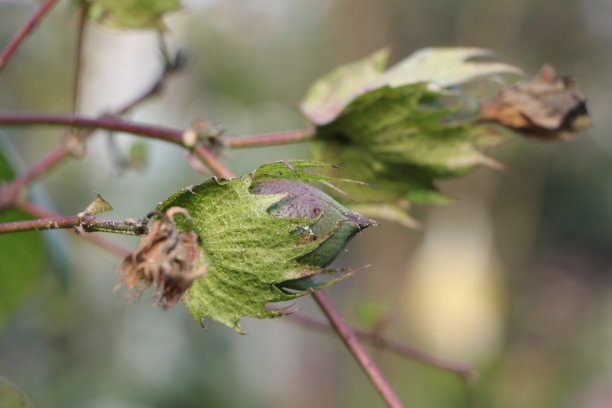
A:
[0,0,60,70]
[0,113,183,143]
[288,313,474,379]
[312,291,404,408]
[224,128,314,148]
[0,143,70,210]
[193,144,233,179]
[72,1,89,113]
[0,112,229,178]
[0,213,148,236]
[19,201,130,256]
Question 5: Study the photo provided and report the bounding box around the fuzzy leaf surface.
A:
[311,84,499,208]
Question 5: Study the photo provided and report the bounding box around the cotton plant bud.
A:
[138,160,375,331]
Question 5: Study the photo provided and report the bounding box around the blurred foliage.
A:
[88,0,180,30]
[0,148,44,329]
[0,377,32,408]
[303,48,522,225]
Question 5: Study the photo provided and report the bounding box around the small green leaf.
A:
[0,149,44,328]
[89,0,181,30]
[157,160,373,331]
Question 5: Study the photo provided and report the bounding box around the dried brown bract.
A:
[479,65,591,140]
[116,207,206,309]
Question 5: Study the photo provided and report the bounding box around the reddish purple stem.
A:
[0,0,61,69]
[0,112,231,179]
[312,291,405,408]
[224,128,314,147]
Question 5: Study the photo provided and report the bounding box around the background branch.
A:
[0,0,60,69]
[224,128,314,148]
[288,313,474,379]
[312,291,404,408]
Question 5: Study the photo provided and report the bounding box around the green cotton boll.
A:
[156,160,374,331]
[251,179,373,268]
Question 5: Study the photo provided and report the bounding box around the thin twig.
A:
[72,1,89,113]
[0,212,148,236]
[0,0,61,70]
[0,113,184,143]
[224,128,314,148]
[0,143,69,210]
[312,291,404,408]
[193,143,233,179]
[18,201,130,257]
[0,112,229,179]
[288,313,474,379]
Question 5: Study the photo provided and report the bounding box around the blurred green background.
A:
[1,0,612,407]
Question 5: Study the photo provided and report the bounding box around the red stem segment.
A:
[0,112,228,179]
[312,291,405,408]
[72,1,89,112]
[288,313,474,379]
[0,0,61,69]
[224,128,314,148]
[18,201,131,257]
[0,113,183,143]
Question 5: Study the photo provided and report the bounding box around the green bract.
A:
[157,160,373,332]
[302,48,520,226]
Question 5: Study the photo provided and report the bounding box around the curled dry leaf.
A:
[479,65,591,140]
[116,207,205,309]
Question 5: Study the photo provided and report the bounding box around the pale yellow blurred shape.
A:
[400,200,504,362]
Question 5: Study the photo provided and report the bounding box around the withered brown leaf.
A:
[116,207,205,309]
[479,65,591,140]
